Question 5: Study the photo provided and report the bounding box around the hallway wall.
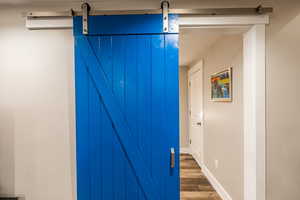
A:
[0,1,299,200]
[0,109,14,195]
[200,35,243,200]
[179,67,189,148]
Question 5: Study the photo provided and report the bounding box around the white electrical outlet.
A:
[215,160,219,169]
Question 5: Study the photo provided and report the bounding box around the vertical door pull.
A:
[170,147,175,168]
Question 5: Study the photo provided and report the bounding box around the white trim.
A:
[178,15,269,27]
[188,60,203,76]
[187,60,204,167]
[190,149,202,168]
[243,24,266,200]
[190,151,203,168]
[202,166,233,200]
[191,153,232,200]
[26,17,73,29]
[180,147,191,154]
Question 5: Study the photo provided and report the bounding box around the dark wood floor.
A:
[180,154,222,200]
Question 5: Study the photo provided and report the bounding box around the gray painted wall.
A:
[0,8,75,199]
[0,109,15,195]
[179,67,189,148]
[202,35,243,200]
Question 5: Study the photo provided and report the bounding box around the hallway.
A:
[180,154,222,200]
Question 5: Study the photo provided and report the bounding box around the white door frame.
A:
[179,15,268,200]
[187,60,204,166]
[25,13,267,200]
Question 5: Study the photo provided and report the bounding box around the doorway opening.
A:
[178,16,267,199]
[179,26,247,200]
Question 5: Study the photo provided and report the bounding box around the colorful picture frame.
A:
[210,68,232,102]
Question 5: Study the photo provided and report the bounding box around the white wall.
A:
[266,3,300,199]
[0,109,14,195]
[0,8,76,200]
[179,67,189,148]
[198,35,243,200]
[0,1,300,200]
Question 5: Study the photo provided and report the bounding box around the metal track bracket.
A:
[161,1,169,33]
[81,2,91,35]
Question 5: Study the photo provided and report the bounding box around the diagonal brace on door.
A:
[76,36,159,200]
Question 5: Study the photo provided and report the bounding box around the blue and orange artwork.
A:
[211,68,232,101]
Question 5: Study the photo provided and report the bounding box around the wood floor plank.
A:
[180,153,222,200]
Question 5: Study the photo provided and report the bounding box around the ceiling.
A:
[179,27,247,67]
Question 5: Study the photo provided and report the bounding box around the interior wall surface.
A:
[179,67,189,148]
[200,35,243,200]
[0,0,299,199]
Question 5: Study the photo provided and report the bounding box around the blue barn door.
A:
[74,14,179,200]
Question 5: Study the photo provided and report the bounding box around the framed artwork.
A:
[210,68,232,102]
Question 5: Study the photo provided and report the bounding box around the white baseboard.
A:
[191,154,232,200]
[190,150,203,167]
[202,165,233,200]
[180,147,191,154]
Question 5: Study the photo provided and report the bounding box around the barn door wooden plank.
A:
[136,35,152,200]
[151,34,166,200]
[75,49,91,200]
[76,36,159,200]
[165,34,180,200]
[124,35,139,200]
[97,36,114,200]
[111,35,126,200]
